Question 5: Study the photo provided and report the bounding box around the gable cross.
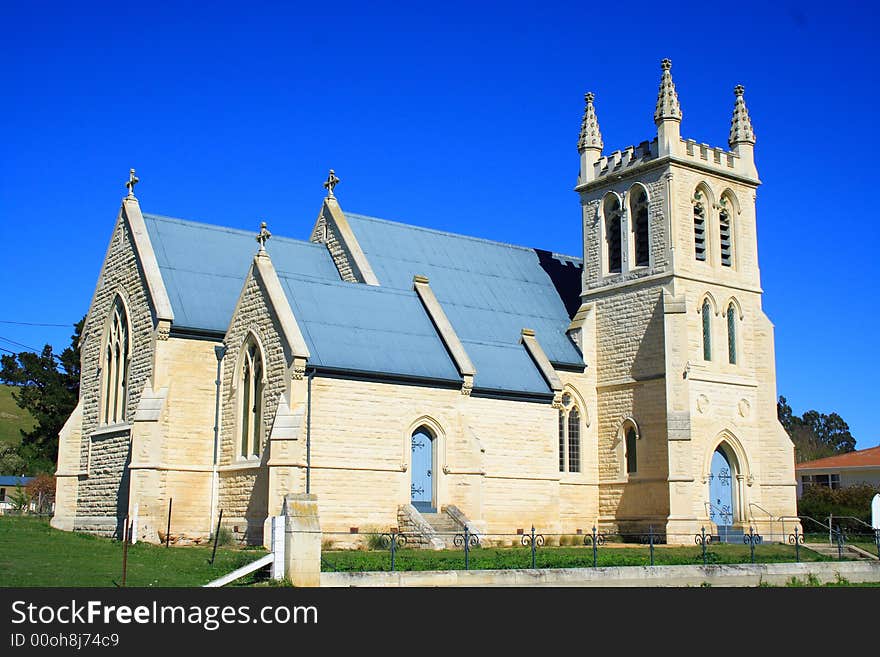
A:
[256,221,272,252]
[323,169,340,197]
[125,168,139,198]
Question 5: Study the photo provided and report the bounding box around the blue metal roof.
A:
[278,275,461,383]
[343,212,583,393]
[143,214,340,332]
[0,476,32,487]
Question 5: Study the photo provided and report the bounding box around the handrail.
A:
[831,515,875,532]
[748,502,775,540]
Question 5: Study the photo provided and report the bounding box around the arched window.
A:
[558,392,581,473]
[239,336,265,458]
[727,304,737,365]
[702,299,712,361]
[694,193,707,262]
[630,188,649,267]
[604,195,622,274]
[625,426,638,475]
[719,204,733,267]
[568,407,580,473]
[101,298,129,425]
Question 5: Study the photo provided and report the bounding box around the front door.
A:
[411,429,434,512]
[708,448,734,541]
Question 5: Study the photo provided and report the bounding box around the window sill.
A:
[90,423,132,438]
[218,459,263,472]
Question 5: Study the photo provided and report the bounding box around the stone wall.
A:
[74,207,158,536]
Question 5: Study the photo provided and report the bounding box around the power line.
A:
[0,320,71,327]
[0,336,64,362]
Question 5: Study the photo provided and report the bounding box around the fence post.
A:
[282,493,322,587]
[701,526,707,565]
[794,526,800,562]
[649,525,655,567]
[836,525,844,561]
[592,526,598,568]
[210,508,224,566]
[875,529,880,560]
[464,525,470,571]
[165,498,173,548]
[748,526,756,563]
[390,529,397,573]
[530,526,537,569]
[271,515,285,580]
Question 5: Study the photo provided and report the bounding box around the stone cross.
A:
[323,169,340,197]
[256,221,272,252]
[125,168,139,197]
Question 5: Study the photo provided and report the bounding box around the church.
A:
[51,60,799,547]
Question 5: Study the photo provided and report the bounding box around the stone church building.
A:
[52,61,799,546]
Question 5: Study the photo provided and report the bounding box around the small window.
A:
[625,427,638,474]
[702,300,712,361]
[694,196,707,262]
[719,207,732,267]
[558,393,581,474]
[604,196,622,274]
[727,304,737,365]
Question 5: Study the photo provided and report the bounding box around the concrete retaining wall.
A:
[321,561,880,587]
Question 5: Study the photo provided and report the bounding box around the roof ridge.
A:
[344,211,579,259]
[143,212,324,249]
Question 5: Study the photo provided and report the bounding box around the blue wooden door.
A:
[709,448,734,539]
[411,429,434,512]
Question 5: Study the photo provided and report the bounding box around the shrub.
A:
[798,483,880,534]
[211,526,235,547]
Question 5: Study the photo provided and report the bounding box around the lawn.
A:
[0,516,269,587]
[321,541,833,573]
[0,384,34,447]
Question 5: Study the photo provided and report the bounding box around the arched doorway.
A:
[411,427,435,512]
[708,446,735,542]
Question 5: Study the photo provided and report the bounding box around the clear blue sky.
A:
[1,1,878,447]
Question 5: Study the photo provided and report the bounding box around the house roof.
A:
[795,445,880,471]
[0,476,32,487]
[139,207,584,395]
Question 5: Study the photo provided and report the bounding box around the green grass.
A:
[322,542,833,573]
[0,516,269,587]
[0,384,35,447]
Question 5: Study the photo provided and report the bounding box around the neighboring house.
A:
[52,60,799,546]
[795,446,880,498]
[0,475,33,514]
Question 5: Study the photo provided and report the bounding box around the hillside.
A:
[0,384,34,446]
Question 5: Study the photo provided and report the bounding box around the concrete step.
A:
[804,543,876,561]
[419,513,464,548]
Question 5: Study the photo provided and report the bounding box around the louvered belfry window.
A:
[604,196,622,274]
[694,198,707,261]
[719,208,732,267]
[632,190,649,267]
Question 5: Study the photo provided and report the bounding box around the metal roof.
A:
[0,476,32,487]
[278,275,461,383]
[344,212,584,393]
[143,214,340,332]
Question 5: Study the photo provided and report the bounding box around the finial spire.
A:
[578,92,603,152]
[323,169,340,197]
[125,168,139,198]
[728,84,756,147]
[256,221,272,252]
[654,58,682,125]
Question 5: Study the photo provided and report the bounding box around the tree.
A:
[777,395,857,463]
[0,443,27,475]
[0,317,84,473]
[26,473,56,514]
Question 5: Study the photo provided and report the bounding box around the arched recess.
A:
[612,416,641,479]
[406,415,446,513]
[627,182,651,269]
[99,291,133,426]
[559,385,588,474]
[703,431,752,525]
[233,330,269,459]
[601,192,623,275]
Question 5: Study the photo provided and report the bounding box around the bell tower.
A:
[573,60,797,542]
